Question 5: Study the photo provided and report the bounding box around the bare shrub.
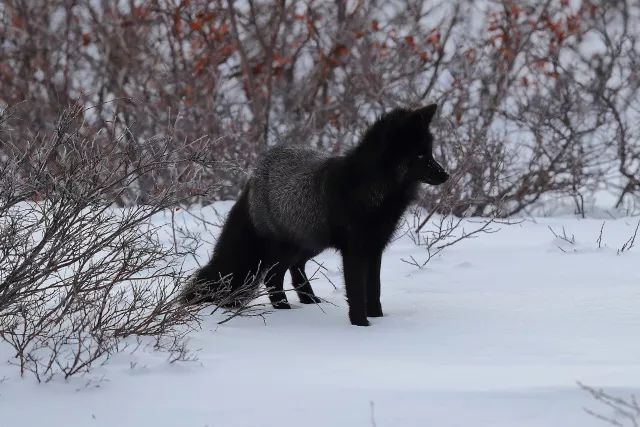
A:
[617,219,639,254]
[0,104,209,381]
[548,225,577,252]
[400,207,506,268]
[545,218,640,254]
[416,0,640,217]
[2,1,638,213]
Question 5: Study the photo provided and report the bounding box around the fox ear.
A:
[413,104,437,124]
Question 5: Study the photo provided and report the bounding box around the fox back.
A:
[248,146,332,251]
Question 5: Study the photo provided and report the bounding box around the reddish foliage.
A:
[404,35,415,48]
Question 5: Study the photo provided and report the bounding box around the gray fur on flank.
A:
[248,146,331,251]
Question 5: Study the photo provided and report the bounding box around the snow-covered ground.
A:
[1,205,639,427]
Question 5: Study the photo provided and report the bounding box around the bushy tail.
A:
[180,186,266,306]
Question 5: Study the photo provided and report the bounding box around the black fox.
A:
[183,104,449,326]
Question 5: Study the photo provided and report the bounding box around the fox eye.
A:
[417,154,425,160]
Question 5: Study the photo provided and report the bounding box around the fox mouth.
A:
[421,173,449,185]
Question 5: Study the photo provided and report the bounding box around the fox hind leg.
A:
[290,261,321,304]
[265,266,291,309]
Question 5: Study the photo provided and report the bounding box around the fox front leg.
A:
[366,251,383,317]
[342,248,369,326]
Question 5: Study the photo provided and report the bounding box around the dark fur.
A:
[183,104,448,326]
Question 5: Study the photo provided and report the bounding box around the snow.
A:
[1,205,639,427]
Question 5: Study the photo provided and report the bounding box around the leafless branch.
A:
[580,382,640,427]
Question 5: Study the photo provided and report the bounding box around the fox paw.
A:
[299,294,322,304]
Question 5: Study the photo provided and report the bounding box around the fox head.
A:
[405,104,449,185]
[383,104,449,186]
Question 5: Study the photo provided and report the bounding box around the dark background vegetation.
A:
[1,0,638,216]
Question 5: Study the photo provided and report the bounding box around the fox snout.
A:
[437,169,450,184]
[419,158,449,185]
